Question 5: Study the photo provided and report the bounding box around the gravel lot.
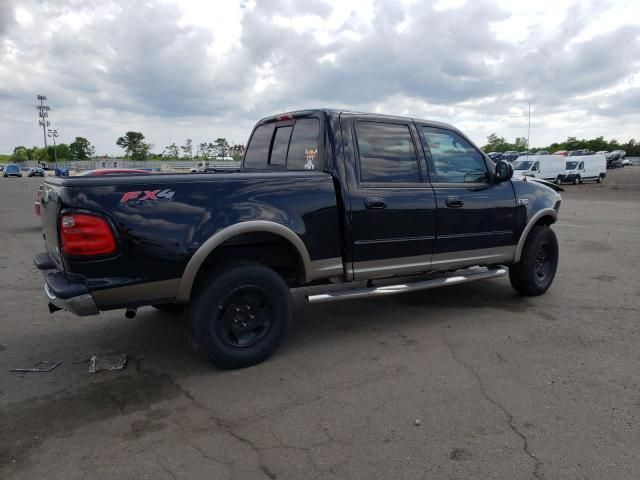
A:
[1,168,639,479]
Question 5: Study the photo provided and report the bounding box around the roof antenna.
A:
[527,101,531,151]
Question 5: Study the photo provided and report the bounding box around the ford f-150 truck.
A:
[35,109,562,368]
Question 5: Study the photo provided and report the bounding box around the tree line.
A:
[1,131,244,164]
[0,137,95,164]
[482,133,640,156]
[116,131,244,162]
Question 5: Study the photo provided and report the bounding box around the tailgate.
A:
[40,182,65,271]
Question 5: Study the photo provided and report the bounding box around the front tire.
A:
[187,261,292,369]
[509,225,558,296]
[573,176,580,185]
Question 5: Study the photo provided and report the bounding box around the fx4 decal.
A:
[119,189,175,206]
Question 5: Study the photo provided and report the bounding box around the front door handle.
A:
[364,197,387,210]
[446,196,464,208]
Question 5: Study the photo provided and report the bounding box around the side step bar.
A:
[306,266,507,304]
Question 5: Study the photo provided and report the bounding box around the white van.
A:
[512,155,567,185]
[564,155,607,184]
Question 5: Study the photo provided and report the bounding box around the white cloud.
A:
[0,0,639,154]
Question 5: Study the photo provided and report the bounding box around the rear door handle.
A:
[364,197,387,210]
[445,196,464,208]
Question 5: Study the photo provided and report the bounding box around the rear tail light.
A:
[60,213,117,256]
[34,189,42,216]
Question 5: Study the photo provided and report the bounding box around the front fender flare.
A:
[514,208,558,263]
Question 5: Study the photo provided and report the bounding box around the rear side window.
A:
[243,118,320,170]
[355,122,420,183]
[270,126,293,166]
[287,119,320,170]
[244,124,275,168]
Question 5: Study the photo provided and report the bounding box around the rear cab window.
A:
[243,118,321,171]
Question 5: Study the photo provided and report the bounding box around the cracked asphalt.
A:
[1,168,639,479]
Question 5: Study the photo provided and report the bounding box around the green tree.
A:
[213,138,230,158]
[69,137,94,161]
[11,146,29,163]
[181,139,193,159]
[196,142,210,160]
[164,143,180,160]
[116,132,151,161]
[46,144,70,162]
[482,133,510,152]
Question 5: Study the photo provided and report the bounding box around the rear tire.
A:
[597,175,604,184]
[509,225,558,296]
[554,176,562,185]
[187,261,292,369]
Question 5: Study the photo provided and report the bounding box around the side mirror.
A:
[494,160,513,183]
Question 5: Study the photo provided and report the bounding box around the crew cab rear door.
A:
[416,124,517,268]
[340,114,437,279]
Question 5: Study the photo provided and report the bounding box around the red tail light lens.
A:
[60,213,117,256]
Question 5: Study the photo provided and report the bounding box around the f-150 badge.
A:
[304,149,317,170]
[119,189,175,205]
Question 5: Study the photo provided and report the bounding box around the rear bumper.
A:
[44,282,99,316]
[34,252,99,316]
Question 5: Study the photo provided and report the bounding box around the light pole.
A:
[48,129,59,164]
[36,95,50,149]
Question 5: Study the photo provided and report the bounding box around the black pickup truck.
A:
[35,109,562,368]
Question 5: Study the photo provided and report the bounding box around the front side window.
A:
[421,127,488,183]
[355,122,420,183]
[578,162,584,169]
[532,161,540,171]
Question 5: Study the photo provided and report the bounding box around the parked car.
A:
[0,165,5,172]
[567,150,592,157]
[564,156,607,184]
[512,155,567,185]
[502,151,519,161]
[621,158,631,167]
[552,150,568,156]
[28,167,45,177]
[3,164,22,177]
[35,109,562,369]
[517,151,532,157]
[595,151,611,160]
[76,169,153,176]
[535,151,549,155]
[55,166,69,177]
[486,152,504,161]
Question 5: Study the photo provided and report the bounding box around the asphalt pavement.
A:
[1,169,639,479]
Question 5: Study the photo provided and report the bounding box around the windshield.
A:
[566,161,579,169]
[6,165,19,173]
[513,160,533,170]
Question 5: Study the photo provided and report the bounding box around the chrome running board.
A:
[306,266,507,304]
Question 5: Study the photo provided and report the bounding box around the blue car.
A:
[55,166,70,177]
[3,164,22,178]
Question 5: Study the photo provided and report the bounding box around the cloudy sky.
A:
[1,0,639,155]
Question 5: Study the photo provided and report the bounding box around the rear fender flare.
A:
[176,221,311,302]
